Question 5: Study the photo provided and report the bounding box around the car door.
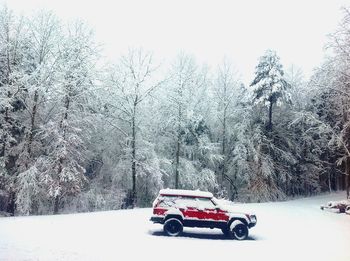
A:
[175,196,199,220]
[196,197,216,220]
[196,197,228,222]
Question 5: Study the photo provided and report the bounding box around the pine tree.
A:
[250,50,290,131]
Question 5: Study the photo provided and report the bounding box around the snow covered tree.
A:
[13,12,62,215]
[309,65,350,197]
[305,7,350,199]
[2,4,350,215]
[40,21,100,213]
[15,166,41,215]
[245,51,297,201]
[250,50,290,131]
[285,65,306,111]
[0,7,31,214]
[213,59,243,191]
[20,12,61,164]
[106,48,164,207]
[169,54,198,189]
[159,53,219,191]
[327,7,350,198]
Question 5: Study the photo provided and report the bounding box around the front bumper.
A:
[248,222,256,228]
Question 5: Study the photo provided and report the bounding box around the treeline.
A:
[0,6,349,215]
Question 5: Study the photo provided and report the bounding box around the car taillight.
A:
[245,214,251,221]
[153,202,159,213]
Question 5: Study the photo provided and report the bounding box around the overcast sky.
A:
[2,0,349,84]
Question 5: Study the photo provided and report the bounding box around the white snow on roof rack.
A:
[159,189,213,198]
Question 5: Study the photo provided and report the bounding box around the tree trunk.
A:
[6,191,15,215]
[174,100,182,190]
[268,99,273,131]
[221,109,226,186]
[346,157,350,199]
[53,196,60,214]
[131,101,137,207]
[175,129,180,189]
[53,93,71,214]
[60,94,70,130]
[1,37,12,165]
[27,90,39,158]
[336,174,341,191]
[328,171,332,193]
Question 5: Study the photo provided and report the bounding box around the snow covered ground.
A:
[0,192,349,261]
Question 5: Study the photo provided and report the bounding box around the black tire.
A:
[163,218,183,237]
[221,227,231,237]
[232,223,249,240]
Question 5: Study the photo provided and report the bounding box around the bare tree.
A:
[214,59,241,187]
[17,12,61,168]
[166,53,209,189]
[107,48,164,206]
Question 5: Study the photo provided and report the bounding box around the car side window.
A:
[174,197,198,209]
[157,196,177,207]
[196,197,216,209]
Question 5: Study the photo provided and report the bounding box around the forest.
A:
[0,6,349,216]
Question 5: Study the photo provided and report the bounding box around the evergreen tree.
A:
[250,50,290,131]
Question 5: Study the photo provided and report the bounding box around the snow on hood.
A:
[214,198,256,216]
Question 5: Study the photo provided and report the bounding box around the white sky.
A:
[2,0,349,84]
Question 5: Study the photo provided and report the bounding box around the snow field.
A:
[0,192,349,261]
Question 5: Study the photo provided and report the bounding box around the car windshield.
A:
[196,197,216,209]
[211,197,221,206]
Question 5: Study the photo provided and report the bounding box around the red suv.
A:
[150,189,257,240]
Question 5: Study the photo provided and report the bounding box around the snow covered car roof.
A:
[159,189,213,198]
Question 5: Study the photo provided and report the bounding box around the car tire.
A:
[163,218,183,237]
[232,223,249,240]
[221,227,230,237]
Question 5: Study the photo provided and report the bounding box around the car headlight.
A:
[250,215,257,222]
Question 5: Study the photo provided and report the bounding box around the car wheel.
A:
[164,218,183,237]
[232,223,248,240]
[221,227,230,237]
